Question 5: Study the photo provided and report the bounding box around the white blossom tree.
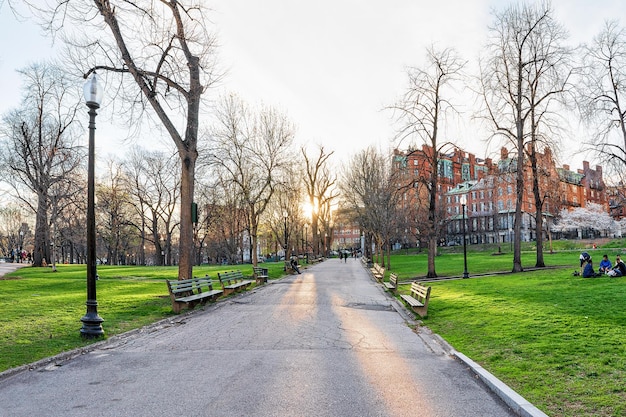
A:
[552,203,615,236]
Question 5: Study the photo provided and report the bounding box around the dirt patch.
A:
[0,276,23,281]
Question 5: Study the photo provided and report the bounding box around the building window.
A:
[462,163,470,181]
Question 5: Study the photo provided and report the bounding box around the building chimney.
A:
[563,164,570,171]
[501,147,509,159]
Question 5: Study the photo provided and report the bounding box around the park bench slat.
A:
[166,277,223,313]
[371,263,385,282]
[217,270,253,295]
[252,267,269,285]
[400,281,431,318]
[383,273,398,292]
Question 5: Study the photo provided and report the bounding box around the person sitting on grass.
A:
[582,259,596,278]
[599,254,612,274]
[608,256,626,277]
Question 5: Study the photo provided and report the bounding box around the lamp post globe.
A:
[80,72,104,338]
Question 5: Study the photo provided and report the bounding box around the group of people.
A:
[579,252,626,278]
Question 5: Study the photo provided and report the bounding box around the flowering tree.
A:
[552,203,615,236]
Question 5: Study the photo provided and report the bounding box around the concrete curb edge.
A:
[452,350,549,417]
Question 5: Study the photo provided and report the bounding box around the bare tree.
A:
[578,20,626,179]
[23,1,220,279]
[522,8,572,267]
[122,147,180,266]
[341,146,400,269]
[0,205,25,258]
[301,145,337,257]
[97,159,137,265]
[211,94,295,266]
[0,63,83,267]
[481,2,565,272]
[390,46,465,278]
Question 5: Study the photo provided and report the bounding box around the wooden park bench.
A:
[252,266,269,285]
[371,263,385,282]
[383,272,398,293]
[400,281,432,318]
[166,276,223,313]
[217,270,253,296]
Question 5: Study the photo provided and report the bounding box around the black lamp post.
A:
[283,211,288,260]
[304,224,308,263]
[460,194,469,279]
[80,72,104,338]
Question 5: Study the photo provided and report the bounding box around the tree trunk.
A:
[312,210,320,257]
[178,148,196,279]
[33,192,50,267]
[513,140,524,272]
[535,209,545,267]
[250,218,259,267]
[427,171,438,278]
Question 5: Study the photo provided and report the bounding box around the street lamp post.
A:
[283,211,288,261]
[304,224,308,264]
[80,72,104,339]
[460,194,469,279]
[19,230,23,263]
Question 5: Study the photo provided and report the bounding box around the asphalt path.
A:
[0,258,519,417]
[0,261,27,278]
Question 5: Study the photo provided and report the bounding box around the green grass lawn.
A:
[2,246,625,416]
[0,262,288,372]
[387,248,626,417]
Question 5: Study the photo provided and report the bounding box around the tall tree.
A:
[26,0,220,279]
[97,159,136,265]
[481,2,562,272]
[578,20,626,180]
[211,94,295,266]
[390,46,465,278]
[123,147,181,266]
[301,145,337,257]
[522,6,572,267]
[0,63,83,267]
[341,147,399,269]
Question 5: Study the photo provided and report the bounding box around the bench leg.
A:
[413,306,428,318]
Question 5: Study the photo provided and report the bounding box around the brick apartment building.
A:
[331,208,362,252]
[392,144,608,246]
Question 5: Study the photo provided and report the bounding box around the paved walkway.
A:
[0,258,542,416]
[0,261,27,278]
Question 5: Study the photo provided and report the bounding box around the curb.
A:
[453,351,549,417]
[372,265,549,417]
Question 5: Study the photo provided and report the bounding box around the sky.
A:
[1,0,625,171]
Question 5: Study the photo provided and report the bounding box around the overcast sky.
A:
[1,0,625,170]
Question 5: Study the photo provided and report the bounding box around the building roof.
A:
[557,168,584,185]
